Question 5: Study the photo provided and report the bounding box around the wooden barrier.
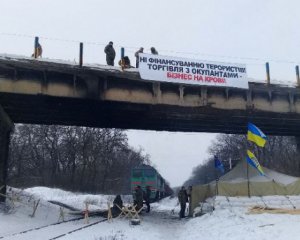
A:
[30,199,40,217]
[58,207,65,222]
[83,203,89,224]
[248,205,300,215]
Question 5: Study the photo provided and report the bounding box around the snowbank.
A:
[2,187,300,240]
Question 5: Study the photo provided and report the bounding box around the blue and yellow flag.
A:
[246,150,265,176]
[247,123,267,147]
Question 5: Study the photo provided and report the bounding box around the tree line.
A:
[8,124,150,194]
[184,134,300,186]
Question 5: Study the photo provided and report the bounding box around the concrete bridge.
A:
[0,54,300,134]
[0,54,300,200]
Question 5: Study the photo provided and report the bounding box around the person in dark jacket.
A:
[134,47,144,68]
[150,47,158,55]
[135,186,144,211]
[144,185,151,213]
[113,195,123,208]
[104,41,116,66]
[111,195,123,217]
[178,186,188,218]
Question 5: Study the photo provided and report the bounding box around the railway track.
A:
[0,216,84,239]
[49,218,108,240]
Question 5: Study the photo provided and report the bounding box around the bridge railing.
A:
[0,33,300,87]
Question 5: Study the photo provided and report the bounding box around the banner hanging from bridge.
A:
[138,53,248,89]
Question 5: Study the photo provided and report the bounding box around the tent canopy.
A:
[190,160,300,214]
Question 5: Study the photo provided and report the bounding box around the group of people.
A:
[108,189,151,218]
[109,185,192,219]
[134,184,193,219]
[133,185,151,213]
[104,41,159,69]
[178,186,192,219]
[31,40,158,69]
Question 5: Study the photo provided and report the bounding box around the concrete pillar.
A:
[0,129,11,202]
[0,106,13,202]
[295,137,300,149]
[294,137,300,175]
[296,137,300,171]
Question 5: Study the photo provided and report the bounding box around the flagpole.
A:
[246,138,251,198]
[216,170,219,196]
[246,122,267,198]
[215,162,219,196]
[247,159,250,197]
[214,156,219,196]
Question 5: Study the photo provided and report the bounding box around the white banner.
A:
[138,53,248,89]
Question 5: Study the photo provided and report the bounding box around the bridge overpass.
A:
[0,54,300,135]
[0,54,300,200]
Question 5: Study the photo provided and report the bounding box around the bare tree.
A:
[8,124,150,194]
[185,134,299,186]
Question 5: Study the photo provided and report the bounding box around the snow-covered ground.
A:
[25,186,133,211]
[2,187,300,240]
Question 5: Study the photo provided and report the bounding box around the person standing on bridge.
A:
[134,47,144,68]
[31,42,43,58]
[104,41,116,66]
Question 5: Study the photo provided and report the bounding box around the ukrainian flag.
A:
[246,150,265,176]
[247,123,267,147]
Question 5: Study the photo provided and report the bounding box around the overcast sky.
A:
[1,0,299,186]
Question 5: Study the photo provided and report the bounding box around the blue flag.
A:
[214,156,225,173]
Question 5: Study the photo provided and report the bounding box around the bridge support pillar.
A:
[0,106,13,202]
[81,75,99,99]
[296,137,300,150]
[295,137,300,173]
